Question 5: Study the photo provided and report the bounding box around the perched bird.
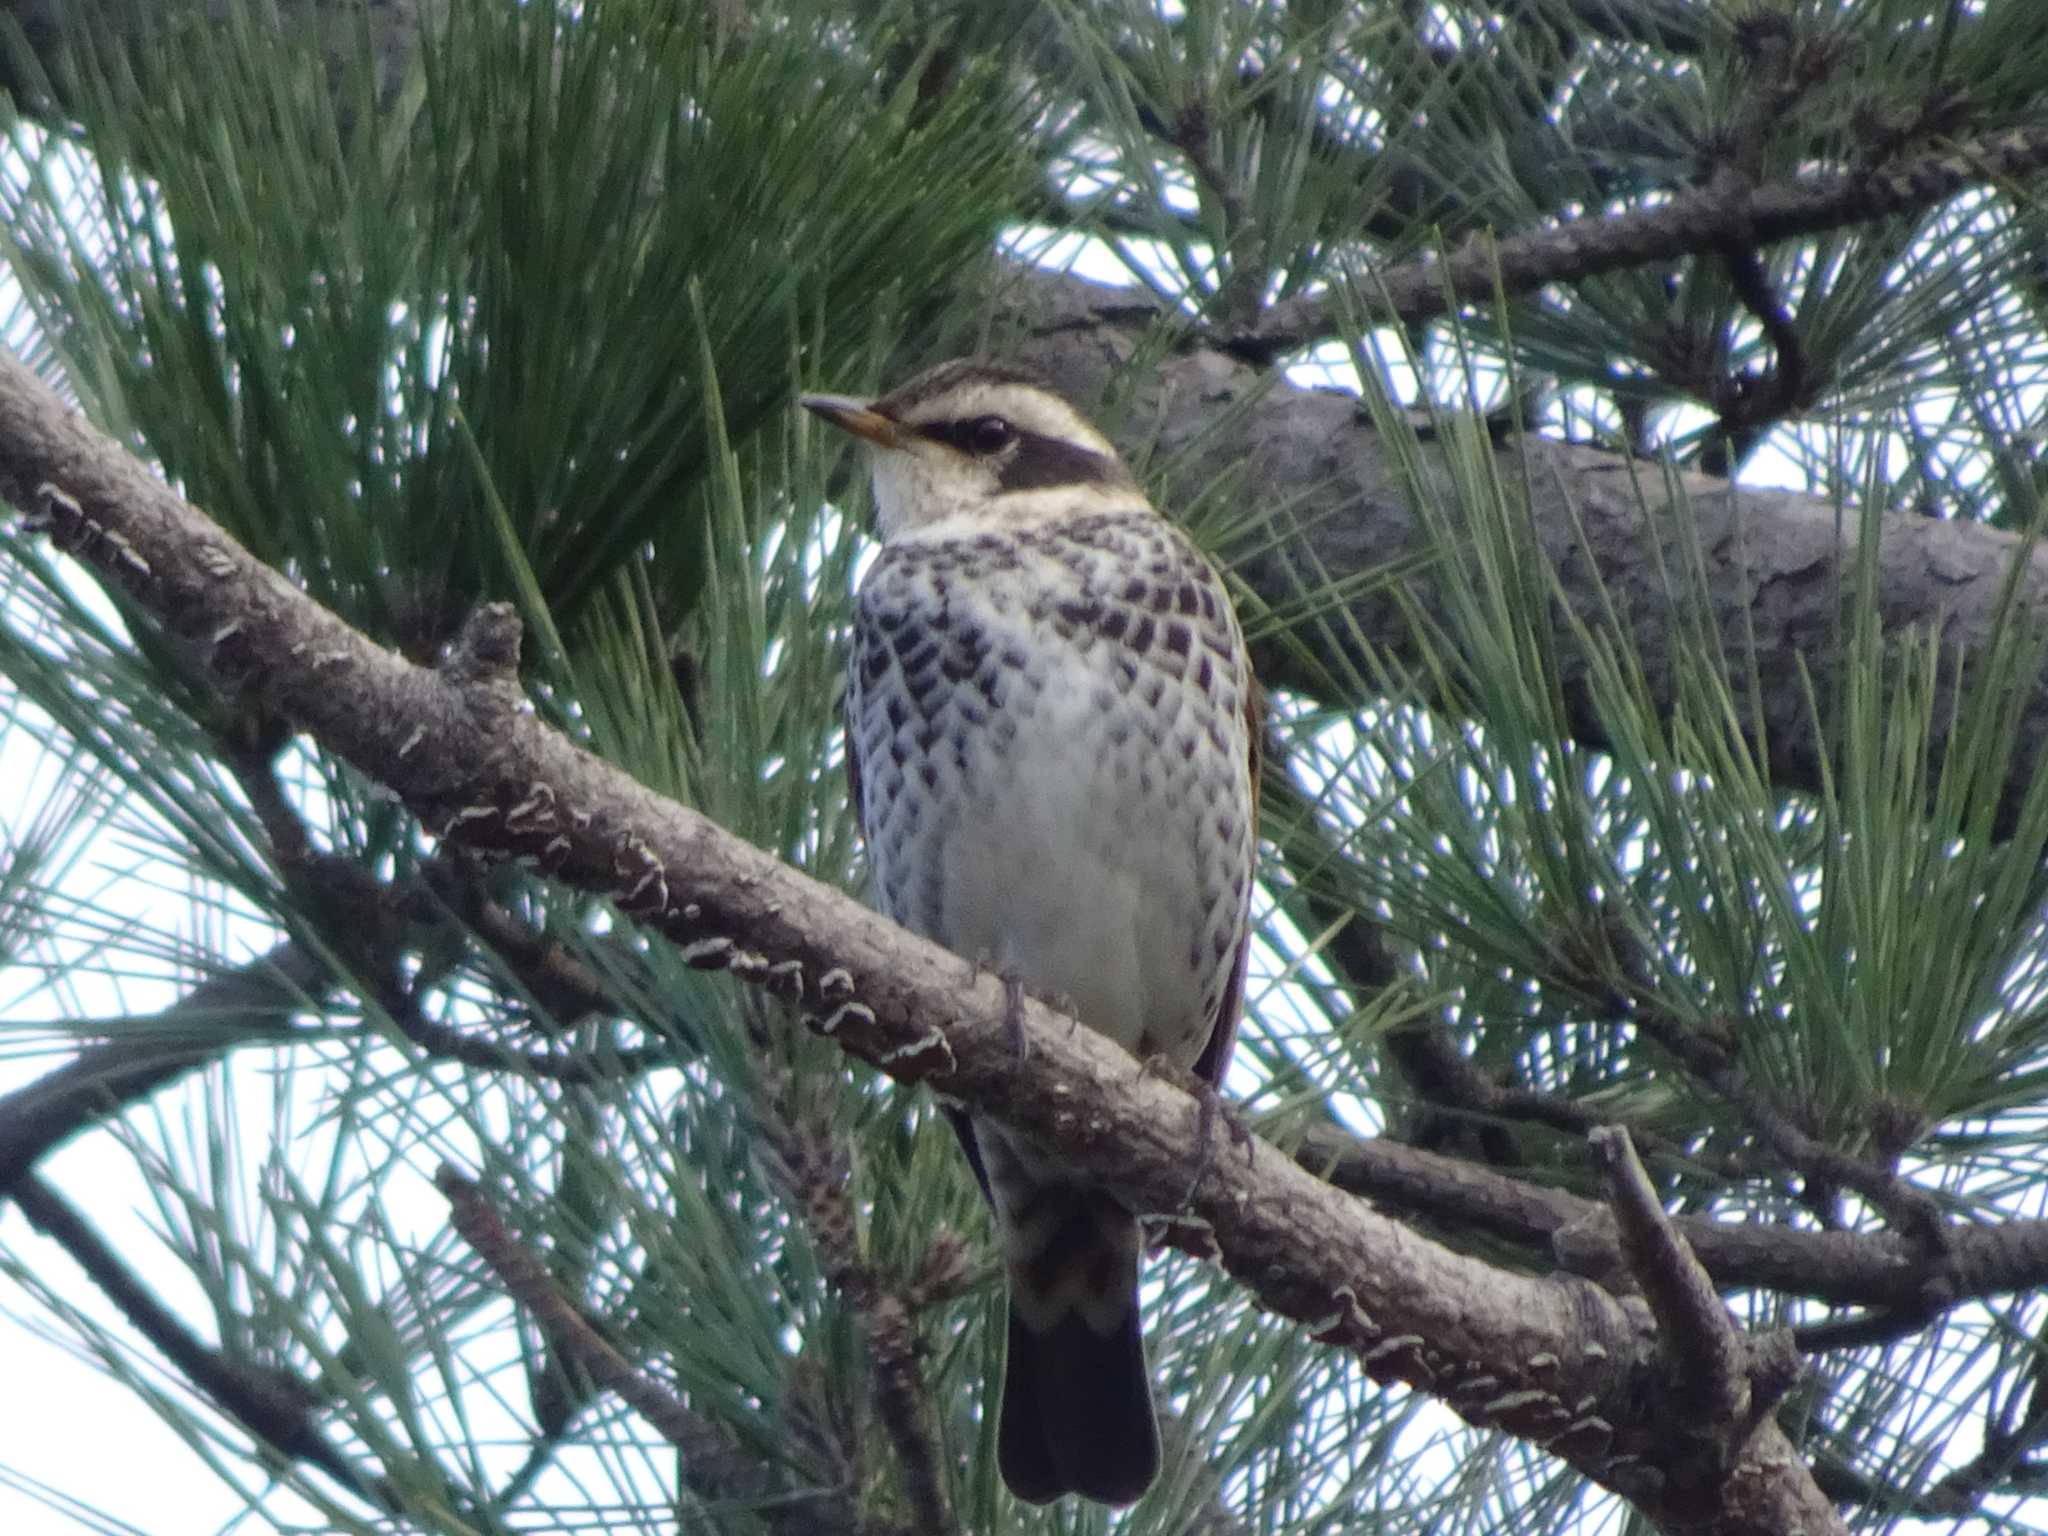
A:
[802,358,1260,1506]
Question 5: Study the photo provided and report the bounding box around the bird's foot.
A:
[1050,992,1080,1037]
[968,951,1031,1062]
[1002,972,1029,1062]
[1135,1056,1254,1209]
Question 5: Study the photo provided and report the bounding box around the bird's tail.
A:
[997,1188,1161,1506]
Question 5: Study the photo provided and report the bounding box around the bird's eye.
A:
[966,415,1014,455]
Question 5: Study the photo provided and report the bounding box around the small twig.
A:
[1171,98,1266,330]
[1625,1000,1953,1263]
[761,1086,957,1536]
[1592,1126,1753,1435]
[1229,123,2048,359]
[1711,241,1812,445]
[224,717,317,867]
[0,940,329,1195]
[436,1165,781,1504]
[380,977,660,1084]
[11,1171,374,1498]
[1792,1299,1943,1353]
[421,856,636,1033]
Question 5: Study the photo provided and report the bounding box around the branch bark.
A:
[0,344,1848,1536]
[989,264,2048,830]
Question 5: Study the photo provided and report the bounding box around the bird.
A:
[801,358,1260,1507]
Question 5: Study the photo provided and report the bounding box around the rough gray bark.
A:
[0,340,1845,1536]
[991,265,2048,825]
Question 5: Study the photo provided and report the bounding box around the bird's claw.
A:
[1134,1056,1253,1207]
[1002,973,1029,1062]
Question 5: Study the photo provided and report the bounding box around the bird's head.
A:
[801,358,1140,539]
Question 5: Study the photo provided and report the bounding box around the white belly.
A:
[849,508,1255,1070]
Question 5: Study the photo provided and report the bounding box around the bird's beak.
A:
[800,393,905,450]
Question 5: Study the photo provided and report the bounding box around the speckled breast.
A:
[846,509,1255,1064]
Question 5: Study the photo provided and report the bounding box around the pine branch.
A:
[0,341,1847,1536]
[9,1170,374,1498]
[0,938,330,1196]
[1294,1124,2048,1315]
[438,1166,857,1534]
[1232,124,2048,358]
[761,1082,958,1535]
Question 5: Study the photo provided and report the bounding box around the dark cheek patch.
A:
[996,431,1122,491]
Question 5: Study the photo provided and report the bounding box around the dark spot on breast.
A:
[1122,577,1148,603]
[1176,583,1199,614]
[1130,615,1156,651]
[941,626,985,682]
[1165,622,1192,657]
[1199,587,1218,621]
[897,635,938,674]
[1099,607,1129,641]
[1059,597,1100,628]
[1196,655,1214,691]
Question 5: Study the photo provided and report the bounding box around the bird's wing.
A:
[1192,673,1263,1089]
[843,701,864,842]
[845,591,996,1200]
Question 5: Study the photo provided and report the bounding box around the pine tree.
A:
[3,3,2048,1534]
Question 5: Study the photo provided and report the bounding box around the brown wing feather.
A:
[1193,673,1262,1088]
[844,699,864,833]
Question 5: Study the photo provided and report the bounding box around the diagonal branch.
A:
[0,939,331,1198]
[10,1169,373,1496]
[1234,124,2048,357]
[1293,1123,2048,1316]
[0,344,1845,1536]
[437,1166,857,1534]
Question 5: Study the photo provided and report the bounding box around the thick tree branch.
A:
[1294,1123,2048,1314]
[991,264,2048,830]
[0,347,1844,1536]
